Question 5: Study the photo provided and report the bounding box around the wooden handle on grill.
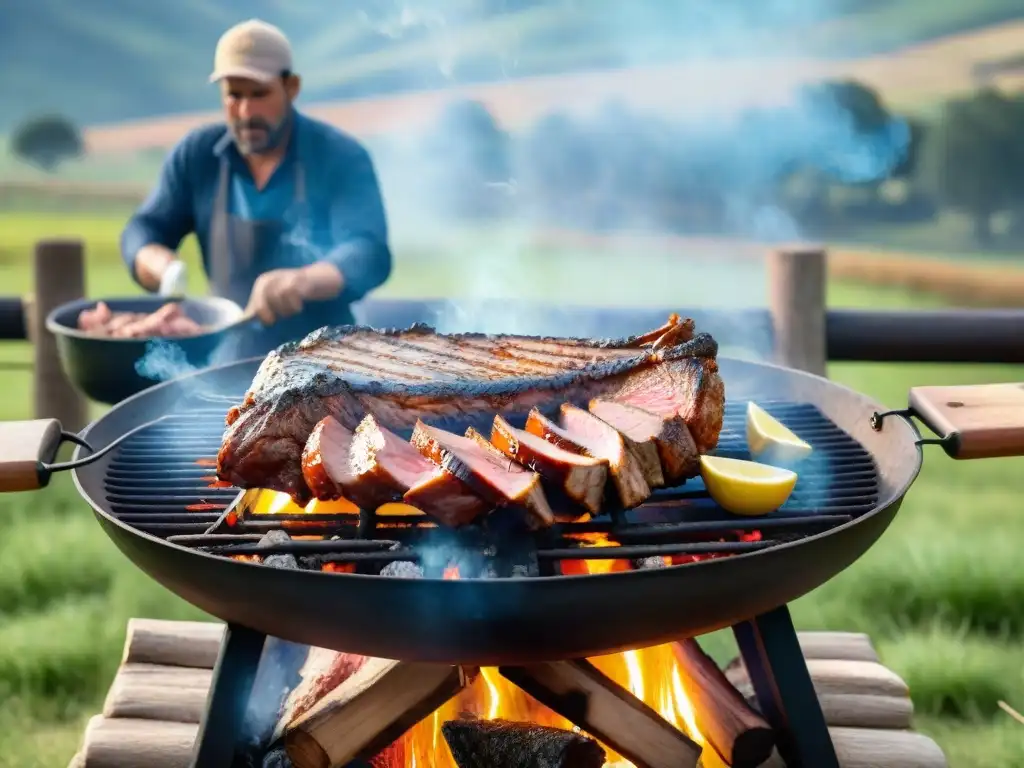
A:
[909,383,1024,459]
[0,419,64,492]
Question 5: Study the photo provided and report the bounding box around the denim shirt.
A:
[120,111,392,309]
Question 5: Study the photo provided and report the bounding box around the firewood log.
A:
[442,717,606,768]
[756,727,948,767]
[672,639,774,768]
[79,715,197,767]
[120,619,224,669]
[280,659,469,768]
[102,664,211,723]
[500,659,701,768]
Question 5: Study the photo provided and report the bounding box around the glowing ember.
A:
[185,502,226,512]
[244,489,428,517]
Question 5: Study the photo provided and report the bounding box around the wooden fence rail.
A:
[1,241,1022,436]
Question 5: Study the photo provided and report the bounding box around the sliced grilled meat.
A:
[301,414,484,521]
[411,421,555,528]
[588,399,699,484]
[523,408,591,454]
[403,470,490,528]
[523,407,650,509]
[301,417,354,501]
[574,401,665,489]
[344,414,439,510]
[555,404,652,508]
[489,415,608,516]
[218,316,723,503]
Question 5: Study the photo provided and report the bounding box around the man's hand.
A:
[246,268,310,325]
[135,244,181,293]
[246,263,345,326]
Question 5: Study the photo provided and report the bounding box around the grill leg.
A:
[732,606,839,768]
[191,623,267,768]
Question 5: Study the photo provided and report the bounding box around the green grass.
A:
[1,210,1023,766]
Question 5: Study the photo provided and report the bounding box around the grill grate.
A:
[101,398,880,575]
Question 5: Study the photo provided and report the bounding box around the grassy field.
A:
[1,210,1023,766]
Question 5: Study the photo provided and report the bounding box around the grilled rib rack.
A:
[102,397,880,572]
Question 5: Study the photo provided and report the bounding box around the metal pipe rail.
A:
[1,242,1021,426]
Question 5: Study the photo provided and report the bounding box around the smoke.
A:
[325,0,912,351]
[132,332,254,403]
[134,339,200,382]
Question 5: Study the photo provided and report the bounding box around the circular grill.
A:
[101,397,880,575]
[64,355,918,664]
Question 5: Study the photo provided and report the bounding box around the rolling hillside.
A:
[2,0,1023,132]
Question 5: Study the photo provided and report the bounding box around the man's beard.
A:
[232,107,294,155]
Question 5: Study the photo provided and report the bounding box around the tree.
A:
[891,116,927,182]
[10,114,84,171]
[790,79,905,188]
[919,89,1024,244]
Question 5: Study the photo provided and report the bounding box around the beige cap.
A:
[209,19,293,84]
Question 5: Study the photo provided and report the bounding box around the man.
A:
[120,19,392,357]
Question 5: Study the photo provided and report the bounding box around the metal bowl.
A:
[46,295,248,405]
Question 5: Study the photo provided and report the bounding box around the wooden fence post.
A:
[32,239,88,431]
[767,246,828,377]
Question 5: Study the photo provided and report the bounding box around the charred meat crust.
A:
[410,421,554,528]
[217,318,722,503]
[489,415,608,516]
[230,324,716,409]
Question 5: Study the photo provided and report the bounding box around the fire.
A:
[240,490,726,766]
[392,556,708,768]
[244,489,426,518]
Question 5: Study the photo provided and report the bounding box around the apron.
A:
[208,154,356,360]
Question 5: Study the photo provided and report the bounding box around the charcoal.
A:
[379,560,424,578]
[258,530,292,547]
[263,553,299,569]
[257,530,299,570]
[442,717,605,768]
[633,556,668,570]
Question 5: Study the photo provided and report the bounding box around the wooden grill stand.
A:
[67,619,946,768]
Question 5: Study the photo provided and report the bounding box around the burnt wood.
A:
[442,717,606,768]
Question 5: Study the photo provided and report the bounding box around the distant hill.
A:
[2,0,1023,131]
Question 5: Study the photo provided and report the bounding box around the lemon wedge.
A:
[700,455,797,516]
[746,401,813,465]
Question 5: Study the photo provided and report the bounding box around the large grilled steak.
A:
[217,315,724,503]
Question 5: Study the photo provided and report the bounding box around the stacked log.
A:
[67,621,948,768]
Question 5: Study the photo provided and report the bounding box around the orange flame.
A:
[244,489,427,518]
[390,557,707,768]
[244,490,724,766]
